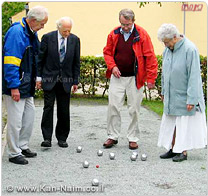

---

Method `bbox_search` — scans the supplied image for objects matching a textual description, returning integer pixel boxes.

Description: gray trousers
[4,95,35,158]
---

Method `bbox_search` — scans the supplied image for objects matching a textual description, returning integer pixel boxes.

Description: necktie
[59,37,65,63]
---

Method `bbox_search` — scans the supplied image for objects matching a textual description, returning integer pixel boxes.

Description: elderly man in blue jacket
[3,6,48,165]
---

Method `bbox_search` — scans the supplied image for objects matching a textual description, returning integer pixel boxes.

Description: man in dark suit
[36,17,80,148]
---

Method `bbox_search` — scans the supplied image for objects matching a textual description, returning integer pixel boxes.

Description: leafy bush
[34,55,207,105]
[200,55,207,103]
[143,55,162,100]
[79,56,108,97]
[34,89,44,98]
[144,55,207,103]
[2,2,27,44]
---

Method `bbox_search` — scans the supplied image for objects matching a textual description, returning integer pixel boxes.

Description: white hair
[56,17,73,29]
[27,6,48,21]
[157,23,180,41]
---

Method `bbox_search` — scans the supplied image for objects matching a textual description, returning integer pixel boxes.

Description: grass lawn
[141,99,163,117]
[38,94,206,118]
[70,94,164,117]
[34,91,207,119]
[71,94,108,105]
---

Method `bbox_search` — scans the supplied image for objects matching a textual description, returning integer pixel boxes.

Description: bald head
[56,17,73,38]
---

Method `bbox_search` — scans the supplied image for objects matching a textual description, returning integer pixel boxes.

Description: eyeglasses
[163,38,173,45]
[120,23,133,27]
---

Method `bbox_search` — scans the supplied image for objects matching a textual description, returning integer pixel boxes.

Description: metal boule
[109,152,115,160]
[130,154,137,161]
[97,150,103,156]
[132,151,138,157]
[83,161,89,168]
[76,146,82,153]
[92,178,99,186]
[141,153,147,161]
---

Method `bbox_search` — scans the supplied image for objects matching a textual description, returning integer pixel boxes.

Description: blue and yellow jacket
[3,17,39,98]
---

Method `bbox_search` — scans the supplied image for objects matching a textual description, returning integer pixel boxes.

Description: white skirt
[157,111,207,153]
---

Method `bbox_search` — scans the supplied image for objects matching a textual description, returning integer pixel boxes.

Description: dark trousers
[41,82,71,142]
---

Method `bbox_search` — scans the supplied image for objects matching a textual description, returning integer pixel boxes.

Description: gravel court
[1,101,207,196]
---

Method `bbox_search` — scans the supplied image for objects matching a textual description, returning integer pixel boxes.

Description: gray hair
[56,17,73,29]
[157,23,180,41]
[27,6,48,21]
[119,8,135,21]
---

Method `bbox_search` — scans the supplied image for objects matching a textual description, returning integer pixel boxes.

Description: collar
[58,31,65,40]
[26,20,35,34]
[21,18,31,36]
[173,35,185,51]
[21,17,36,36]
[114,24,140,43]
[29,26,34,34]
[120,23,135,35]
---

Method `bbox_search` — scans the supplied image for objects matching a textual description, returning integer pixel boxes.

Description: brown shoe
[103,139,118,148]
[129,142,138,150]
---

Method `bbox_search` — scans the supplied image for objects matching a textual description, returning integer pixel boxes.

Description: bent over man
[37,17,80,148]
[3,6,48,164]
[103,8,158,149]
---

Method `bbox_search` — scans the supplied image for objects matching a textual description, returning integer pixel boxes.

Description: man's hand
[11,89,20,102]
[36,81,42,89]
[72,85,78,93]
[147,83,155,89]
[112,66,121,78]
[187,104,194,111]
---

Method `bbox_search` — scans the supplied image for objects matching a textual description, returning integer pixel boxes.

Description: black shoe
[58,140,68,148]
[41,140,52,147]
[22,149,37,158]
[160,149,177,159]
[172,153,187,162]
[9,155,28,165]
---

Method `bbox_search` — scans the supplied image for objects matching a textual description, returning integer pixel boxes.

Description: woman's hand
[187,104,194,111]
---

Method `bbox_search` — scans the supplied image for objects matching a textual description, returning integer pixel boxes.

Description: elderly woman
[157,24,207,162]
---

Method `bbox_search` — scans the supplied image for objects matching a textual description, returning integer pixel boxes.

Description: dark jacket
[37,30,80,93]
[3,17,39,98]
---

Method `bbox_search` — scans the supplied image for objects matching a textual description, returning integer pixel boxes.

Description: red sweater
[114,33,135,76]
[103,24,158,89]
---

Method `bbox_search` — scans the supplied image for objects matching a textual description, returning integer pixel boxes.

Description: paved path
[1,101,207,196]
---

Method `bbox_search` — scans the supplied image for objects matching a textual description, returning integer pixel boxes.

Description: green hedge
[2,2,26,44]
[79,56,108,97]
[35,55,207,104]
[200,55,207,104]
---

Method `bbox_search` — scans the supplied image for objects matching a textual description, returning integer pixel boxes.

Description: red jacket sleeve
[103,32,117,71]
[141,31,158,84]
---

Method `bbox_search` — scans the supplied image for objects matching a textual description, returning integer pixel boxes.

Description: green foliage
[138,2,162,8]
[200,55,207,104]
[143,55,207,104]
[70,93,108,105]
[143,55,162,101]
[35,89,44,98]
[35,55,207,106]
[2,2,27,43]
[142,99,164,117]
[79,56,108,97]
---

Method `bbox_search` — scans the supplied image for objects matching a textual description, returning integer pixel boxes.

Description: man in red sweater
[103,8,158,149]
